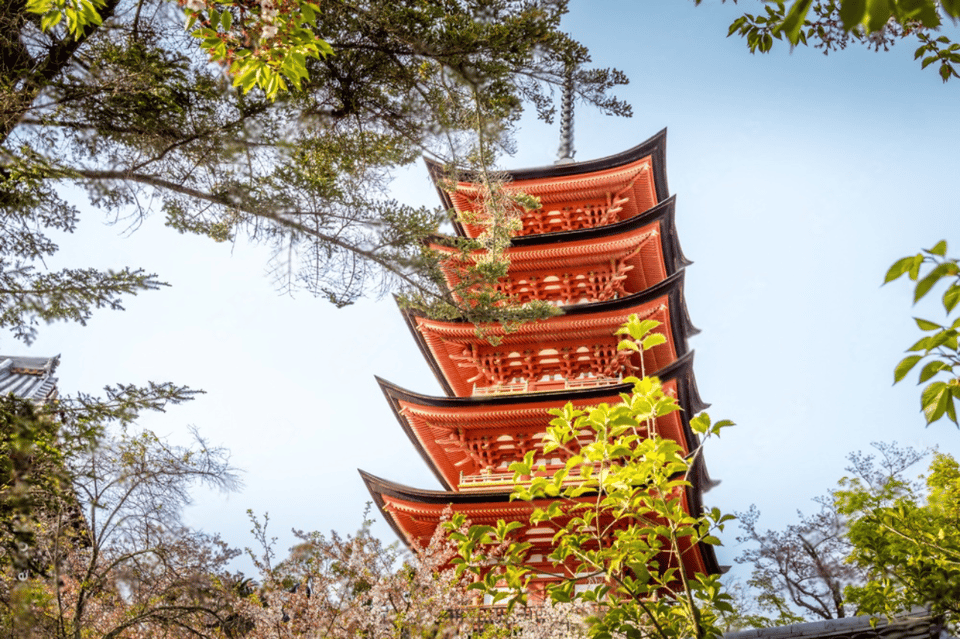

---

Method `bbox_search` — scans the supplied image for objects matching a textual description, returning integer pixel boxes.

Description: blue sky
[25,0,960,579]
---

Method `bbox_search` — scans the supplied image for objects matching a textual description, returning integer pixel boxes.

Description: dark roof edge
[375,376,456,491]
[359,469,415,546]
[425,128,666,187]
[398,270,696,397]
[722,610,941,639]
[402,267,687,321]
[377,350,699,410]
[396,296,457,397]
[427,195,691,273]
[360,465,719,575]
[376,351,711,491]
[360,469,512,506]
[425,129,670,237]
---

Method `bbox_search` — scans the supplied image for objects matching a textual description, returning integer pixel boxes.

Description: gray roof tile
[0,354,60,401]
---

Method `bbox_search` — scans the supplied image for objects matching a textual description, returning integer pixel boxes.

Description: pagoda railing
[472,380,528,396]
[457,471,516,491]
[458,468,588,492]
[472,374,622,397]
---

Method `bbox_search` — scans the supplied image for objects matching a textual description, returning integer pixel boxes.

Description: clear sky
[21,0,960,579]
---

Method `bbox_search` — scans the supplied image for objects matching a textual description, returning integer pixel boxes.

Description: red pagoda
[361,125,719,595]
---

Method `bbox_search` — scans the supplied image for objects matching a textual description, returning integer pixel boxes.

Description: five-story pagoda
[361,124,719,595]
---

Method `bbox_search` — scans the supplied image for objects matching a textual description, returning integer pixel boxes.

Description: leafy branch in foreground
[447,315,735,639]
[837,450,960,631]
[886,240,960,425]
[709,0,960,82]
[731,442,928,627]
[0,266,164,345]
[24,0,333,99]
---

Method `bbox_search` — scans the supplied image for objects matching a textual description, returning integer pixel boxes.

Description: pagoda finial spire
[555,70,575,165]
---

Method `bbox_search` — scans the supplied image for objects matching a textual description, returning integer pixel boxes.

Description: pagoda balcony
[457,470,517,491]
[457,466,587,492]
[471,373,623,397]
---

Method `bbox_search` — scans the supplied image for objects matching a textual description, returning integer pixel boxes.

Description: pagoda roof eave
[359,462,720,575]
[428,195,691,272]
[377,349,703,410]
[400,270,698,398]
[376,350,709,492]
[425,130,669,238]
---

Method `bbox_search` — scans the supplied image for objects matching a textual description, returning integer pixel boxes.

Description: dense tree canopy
[1,0,629,339]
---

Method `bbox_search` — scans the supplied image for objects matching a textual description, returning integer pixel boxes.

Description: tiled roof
[0,355,60,401]
[724,611,944,639]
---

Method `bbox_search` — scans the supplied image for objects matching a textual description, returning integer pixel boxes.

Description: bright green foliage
[709,1,960,82]
[836,452,960,630]
[24,0,332,99]
[447,316,736,639]
[185,0,333,99]
[25,0,106,37]
[885,241,960,426]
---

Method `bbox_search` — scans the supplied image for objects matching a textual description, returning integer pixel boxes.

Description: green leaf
[641,333,667,351]
[943,0,960,18]
[928,240,948,256]
[40,9,62,30]
[944,285,960,313]
[921,381,951,423]
[221,9,231,30]
[947,394,958,424]
[617,339,640,353]
[915,263,950,303]
[767,0,813,44]
[919,359,951,383]
[777,0,814,44]
[865,0,891,32]
[839,0,867,28]
[24,0,51,13]
[884,255,920,284]
[915,317,943,331]
[899,0,942,27]
[895,354,924,383]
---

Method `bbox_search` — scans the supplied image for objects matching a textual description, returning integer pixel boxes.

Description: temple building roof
[723,610,943,639]
[426,129,669,239]
[403,271,697,397]
[430,197,690,306]
[377,352,707,491]
[0,355,60,401]
[360,464,719,577]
